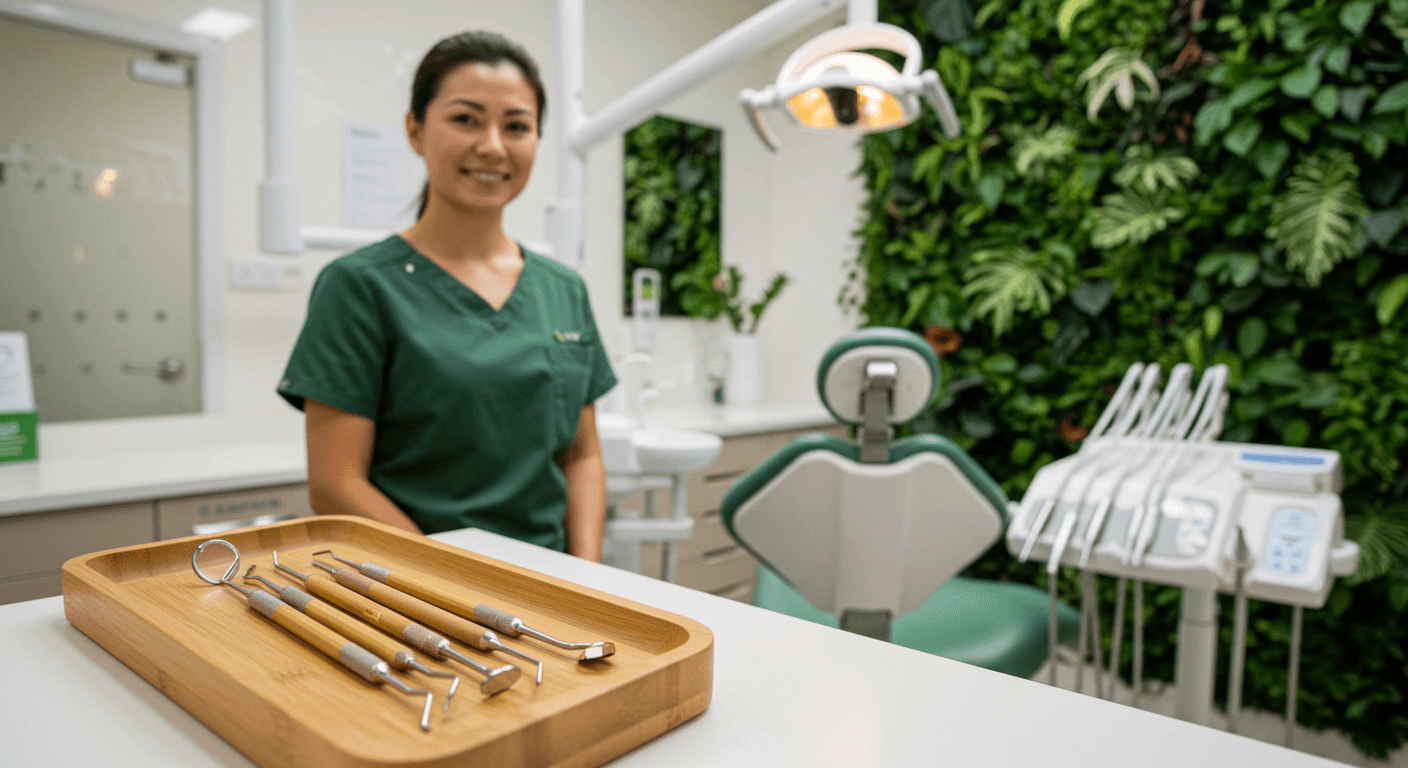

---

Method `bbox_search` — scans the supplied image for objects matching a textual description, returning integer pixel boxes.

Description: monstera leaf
[1010,123,1079,180]
[1267,148,1369,286]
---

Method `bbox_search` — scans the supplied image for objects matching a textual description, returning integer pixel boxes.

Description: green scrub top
[277,235,617,550]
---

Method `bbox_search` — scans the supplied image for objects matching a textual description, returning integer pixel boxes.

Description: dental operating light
[740,23,961,150]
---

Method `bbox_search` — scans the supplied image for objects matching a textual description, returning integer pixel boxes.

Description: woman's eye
[508,122,532,134]
[451,114,475,125]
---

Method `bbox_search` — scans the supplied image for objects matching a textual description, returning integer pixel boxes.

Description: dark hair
[410,31,547,219]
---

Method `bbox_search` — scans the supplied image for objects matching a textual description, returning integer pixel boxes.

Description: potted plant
[677,265,788,404]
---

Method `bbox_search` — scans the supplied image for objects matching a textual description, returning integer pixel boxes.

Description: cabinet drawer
[675,545,758,596]
[156,485,313,540]
[0,502,154,580]
[677,511,742,561]
[0,571,63,605]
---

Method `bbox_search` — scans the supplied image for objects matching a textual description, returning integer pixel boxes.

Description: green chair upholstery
[720,328,1078,676]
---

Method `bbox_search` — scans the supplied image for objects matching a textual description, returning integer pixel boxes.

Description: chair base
[753,565,1080,679]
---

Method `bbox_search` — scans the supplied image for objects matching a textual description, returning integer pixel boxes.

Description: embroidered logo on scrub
[553,330,583,342]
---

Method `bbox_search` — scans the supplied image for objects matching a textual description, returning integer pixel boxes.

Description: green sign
[0,411,38,463]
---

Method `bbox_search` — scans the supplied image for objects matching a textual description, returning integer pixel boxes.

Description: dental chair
[721,328,1077,677]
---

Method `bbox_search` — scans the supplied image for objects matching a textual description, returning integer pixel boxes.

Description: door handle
[121,357,185,383]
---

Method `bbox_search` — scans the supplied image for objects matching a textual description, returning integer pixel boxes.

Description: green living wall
[852,0,1408,757]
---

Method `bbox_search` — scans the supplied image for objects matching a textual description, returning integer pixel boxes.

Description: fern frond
[1114,145,1199,193]
[1090,190,1185,249]
[961,247,1071,336]
[1267,148,1368,286]
[1345,502,1408,585]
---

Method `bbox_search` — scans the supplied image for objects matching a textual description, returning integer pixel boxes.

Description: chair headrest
[816,328,939,425]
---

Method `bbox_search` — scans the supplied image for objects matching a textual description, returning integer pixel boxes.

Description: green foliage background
[622,115,722,316]
[853,0,1408,756]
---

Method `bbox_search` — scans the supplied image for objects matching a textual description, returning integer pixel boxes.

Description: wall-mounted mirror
[0,4,222,422]
[622,114,722,317]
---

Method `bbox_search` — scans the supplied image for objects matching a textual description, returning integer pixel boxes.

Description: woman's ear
[405,112,424,157]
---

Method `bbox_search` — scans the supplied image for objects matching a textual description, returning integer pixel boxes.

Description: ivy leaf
[1227,78,1279,111]
[1267,148,1370,286]
[1341,86,1373,121]
[1204,305,1224,338]
[1071,279,1114,316]
[1251,138,1292,178]
[1194,98,1233,145]
[1325,45,1352,76]
[1378,274,1408,324]
[1339,0,1377,35]
[1312,85,1340,119]
[1090,190,1187,249]
[1280,111,1320,142]
[977,171,1006,209]
[1238,317,1269,358]
[923,0,978,43]
[1280,63,1323,99]
[1371,80,1408,115]
[1223,117,1263,157]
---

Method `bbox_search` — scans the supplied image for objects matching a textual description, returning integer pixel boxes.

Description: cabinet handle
[190,512,297,536]
[121,357,185,383]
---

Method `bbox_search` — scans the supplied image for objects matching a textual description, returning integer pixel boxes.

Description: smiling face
[407,60,539,217]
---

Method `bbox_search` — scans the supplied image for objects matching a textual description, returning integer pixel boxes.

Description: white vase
[728,333,761,405]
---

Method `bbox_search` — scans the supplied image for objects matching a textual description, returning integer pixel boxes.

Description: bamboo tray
[61,515,713,768]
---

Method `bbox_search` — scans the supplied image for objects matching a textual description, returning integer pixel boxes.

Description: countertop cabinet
[0,484,313,605]
[638,425,848,602]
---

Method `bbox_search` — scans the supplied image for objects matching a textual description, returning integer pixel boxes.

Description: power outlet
[229,260,286,290]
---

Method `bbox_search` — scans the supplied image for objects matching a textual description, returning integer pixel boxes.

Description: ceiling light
[740,23,961,150]
[181,8,255,41]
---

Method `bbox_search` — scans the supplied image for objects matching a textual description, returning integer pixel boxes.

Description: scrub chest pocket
[548,335,596,449]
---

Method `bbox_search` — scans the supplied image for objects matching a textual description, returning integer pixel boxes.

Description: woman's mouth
[465,170,507,183]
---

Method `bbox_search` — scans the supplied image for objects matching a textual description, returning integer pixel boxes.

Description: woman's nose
[473,126,508,158]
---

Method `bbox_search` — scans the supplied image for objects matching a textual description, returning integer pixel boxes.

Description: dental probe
[241,565,461,708]
[317,549,617,661]
[189,540,433,731]
[272,552,544,686]
[305,558,530,687]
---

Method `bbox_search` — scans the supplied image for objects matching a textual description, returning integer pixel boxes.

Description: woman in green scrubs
[278,32,616,560]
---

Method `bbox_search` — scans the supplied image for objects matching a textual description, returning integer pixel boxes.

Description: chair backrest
[721,328,1008,620]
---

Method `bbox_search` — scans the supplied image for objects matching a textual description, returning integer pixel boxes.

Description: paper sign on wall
[0,332,38,463]
[342,120,421,231]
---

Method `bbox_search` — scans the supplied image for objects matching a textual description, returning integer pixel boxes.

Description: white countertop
[0,402,835,517]
[0,526,1343,768]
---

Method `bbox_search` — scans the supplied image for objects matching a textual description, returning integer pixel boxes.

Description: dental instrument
[315,549,617,661]
[305,557,531,686]
[240,565,460,707]
[189,540,434,731]
[1018,363,1156,563]
[271,552,542,685]
[1225,528,1251,734]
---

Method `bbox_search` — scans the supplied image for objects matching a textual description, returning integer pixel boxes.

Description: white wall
[53,0,864,419]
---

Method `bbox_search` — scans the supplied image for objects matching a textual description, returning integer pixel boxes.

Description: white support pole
[259,0,302,254]
[546,0,588,269]
[847,0,878,24]
[566,0,845,155]
[1173,587,1219,725]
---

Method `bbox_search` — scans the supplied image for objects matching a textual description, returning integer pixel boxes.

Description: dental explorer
[317,549,617,661]
[272,551,540,687]
[190,540,434,731]
[240,564,461,708]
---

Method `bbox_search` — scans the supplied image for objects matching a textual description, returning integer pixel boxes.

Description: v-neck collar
[396,234,529,316]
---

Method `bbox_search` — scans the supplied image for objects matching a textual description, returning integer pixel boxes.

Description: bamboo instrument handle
[305,573,414,636]
[302,599,407,667]
[266,602,354,660]
[386,571,481,619]
[332,569,488,648]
